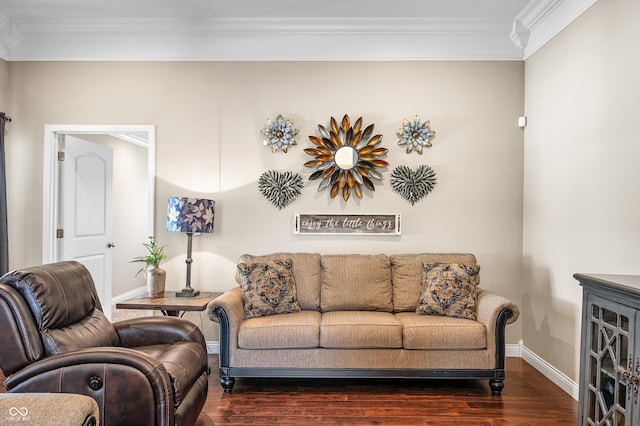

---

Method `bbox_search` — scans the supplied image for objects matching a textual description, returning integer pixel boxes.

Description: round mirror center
[334,146,358,170]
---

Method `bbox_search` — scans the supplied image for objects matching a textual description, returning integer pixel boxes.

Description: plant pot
[147,267,166,298]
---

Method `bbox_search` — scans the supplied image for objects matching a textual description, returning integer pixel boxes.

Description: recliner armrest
[5,347,166,388]
[114,316,206,347]
[4,347,176,425]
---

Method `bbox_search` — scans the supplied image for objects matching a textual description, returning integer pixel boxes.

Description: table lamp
[167,196,215,297]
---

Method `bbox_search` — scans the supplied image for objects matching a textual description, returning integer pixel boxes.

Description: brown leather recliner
[0,261,209,426]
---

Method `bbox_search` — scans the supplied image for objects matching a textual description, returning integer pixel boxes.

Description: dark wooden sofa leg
[489,379,504,396]
[220,376,235,393]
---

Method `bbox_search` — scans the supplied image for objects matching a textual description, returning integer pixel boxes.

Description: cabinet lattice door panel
[584,295,634,425]
[576,273,640,426]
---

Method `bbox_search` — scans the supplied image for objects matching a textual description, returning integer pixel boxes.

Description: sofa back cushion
[320,254,393,312]
[390,253,478,312]
[237,253,322,310]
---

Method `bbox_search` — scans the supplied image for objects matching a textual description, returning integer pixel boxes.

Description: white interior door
[59,135,114,310]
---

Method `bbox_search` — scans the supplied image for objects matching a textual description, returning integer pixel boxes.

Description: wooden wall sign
[294,213,401,235]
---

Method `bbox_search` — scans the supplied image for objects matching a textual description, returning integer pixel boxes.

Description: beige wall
[523,0,640,382]
[7,61,524,343]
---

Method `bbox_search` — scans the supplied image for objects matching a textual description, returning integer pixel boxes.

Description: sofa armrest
[206,287,243,368]
[475,289,519,369]
[476,289,519,327]
[114,316,206,348]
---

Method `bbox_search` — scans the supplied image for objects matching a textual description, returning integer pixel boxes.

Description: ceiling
[0,0,597,61]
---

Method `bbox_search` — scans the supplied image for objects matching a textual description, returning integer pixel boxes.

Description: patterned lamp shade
[167,197,215,233]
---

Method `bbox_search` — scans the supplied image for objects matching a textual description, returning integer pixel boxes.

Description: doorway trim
[42,124,155,297]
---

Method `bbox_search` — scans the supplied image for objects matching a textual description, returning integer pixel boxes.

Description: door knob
[107,242,116,248]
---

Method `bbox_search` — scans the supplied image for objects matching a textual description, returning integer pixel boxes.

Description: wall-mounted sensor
[518,116,527,128]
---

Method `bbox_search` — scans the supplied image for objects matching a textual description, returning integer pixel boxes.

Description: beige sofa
[207,253,519,395]
[0,393,99,425]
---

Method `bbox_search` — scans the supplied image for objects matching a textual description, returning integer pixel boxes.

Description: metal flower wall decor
[258,170,304,209]
[304,115,388,201]
[396,115,436,154]
[261,114,299,153]
[390,164,437,205]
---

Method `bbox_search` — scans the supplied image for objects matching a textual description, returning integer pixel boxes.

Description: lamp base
[175,287,200,298]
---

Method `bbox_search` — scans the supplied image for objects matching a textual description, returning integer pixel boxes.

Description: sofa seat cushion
[395,312,486,350]
[320,254,393,312]
[130,343,172,360]
[238,310,321,349]
[320,311,402,349]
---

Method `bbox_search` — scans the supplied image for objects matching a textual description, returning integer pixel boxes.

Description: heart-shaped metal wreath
[258,170,304,209]
[390,164,437,205]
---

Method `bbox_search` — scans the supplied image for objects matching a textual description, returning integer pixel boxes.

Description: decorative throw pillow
[416,262,481,320]
[238,259,302,319]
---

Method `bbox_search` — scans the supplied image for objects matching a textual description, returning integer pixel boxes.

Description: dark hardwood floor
[1,356,578,425]
[197,356,578,425]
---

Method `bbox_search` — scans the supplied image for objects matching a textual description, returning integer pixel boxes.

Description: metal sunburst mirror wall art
[390,164,437,205]
[258,170,304,209]
[396,115,436,154]
[261,114,299,153]
[304,114,388,201]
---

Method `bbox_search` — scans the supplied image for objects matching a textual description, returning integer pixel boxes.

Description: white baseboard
[521,345,579,400]
[111,285,147,303]
[506,343,521,358]
[206,341,220,354]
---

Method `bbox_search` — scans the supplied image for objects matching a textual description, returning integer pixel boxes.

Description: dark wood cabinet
[575,273,640,426]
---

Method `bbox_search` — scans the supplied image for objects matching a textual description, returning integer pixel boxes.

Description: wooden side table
[116,291,221,317]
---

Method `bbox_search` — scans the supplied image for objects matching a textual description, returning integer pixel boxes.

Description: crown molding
[3,17,523,61]
[0,1,600,62]
[0,14,22,59]
[15,17,510,36]
[511,0,599,59]
[511,0,564,49]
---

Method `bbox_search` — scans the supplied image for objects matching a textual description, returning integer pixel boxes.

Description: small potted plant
[131,236,167,298]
